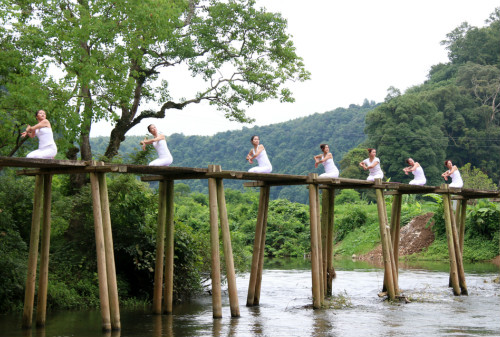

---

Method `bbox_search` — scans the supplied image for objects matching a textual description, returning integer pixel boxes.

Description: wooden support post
[153,181,167,314]
[163,180,175,314]
[254,185,270,306]
[36,175,52,327]
[441,187,461,296]
[315,186,324,303]
[321,190,329,296]
[98,173,121,330]
[459,199,467,254]
[247,187,266,306]
[22,175,44,329]
[326,188,335,296]
[308,174,321,308]
[216,176,240,317]
[447,195,468,295]
[208,166,222,318]
[375,185,396,300]
[389,194,402,283]
[90,173,111,331]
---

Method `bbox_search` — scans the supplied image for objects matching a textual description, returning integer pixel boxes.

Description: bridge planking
[3,157,497,199]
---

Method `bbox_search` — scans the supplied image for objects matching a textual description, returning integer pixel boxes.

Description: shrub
[335,189,361,205]
[335,206,367,242]
[466,201,499,240]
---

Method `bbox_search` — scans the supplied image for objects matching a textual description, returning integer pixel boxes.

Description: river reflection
[1,259,499,337]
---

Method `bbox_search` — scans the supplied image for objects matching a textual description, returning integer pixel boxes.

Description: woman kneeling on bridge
[314,144,339,178]
[140,124,173,166]
[442,160,463,188]
[403,158,426,185]
[22,109,58,159]
[246,135,272,173]
[359,148,383,181]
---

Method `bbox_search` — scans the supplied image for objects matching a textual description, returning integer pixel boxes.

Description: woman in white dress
[246,135,272,173]
[314,144,339,178]
[140,124,173,166]
[403,158,426,185]
[22,110,57,159]
[359,148,383,181]
[441,160,463,188]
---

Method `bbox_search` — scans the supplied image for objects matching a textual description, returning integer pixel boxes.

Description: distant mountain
[91,102,377,202]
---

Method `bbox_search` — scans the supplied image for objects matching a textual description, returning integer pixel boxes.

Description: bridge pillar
[36,174,53,327]
[442,185,468,295]
[22,175,44,329]
[247,185,270,306]
[375,179,397,300]
[153,181,167,314]
[308,174,322,308]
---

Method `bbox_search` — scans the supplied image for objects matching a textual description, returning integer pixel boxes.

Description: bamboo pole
[326,187,335,296]
[441,187,461,296]
[208,166,222,318]
[321,189,329,296]
[315,184,324,303]
[36,175,53,327]
[246,187,266,307]
[447,195,468,295]
[216,177,240,317]
[152,181,166,314]
[375,187,396,300]
[389,194,402,283]
[308,175,321,309]
[164,180,175,314]
[90,173,111,331]
[22,174,44,329]
[383,190,398,294]
[459,199,467,253]
[254,185,270,306]
[98,173,121,330]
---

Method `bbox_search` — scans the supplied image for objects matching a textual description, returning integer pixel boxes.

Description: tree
[459,163,497,190]
[3,0,309,161]
[363,93,447,186]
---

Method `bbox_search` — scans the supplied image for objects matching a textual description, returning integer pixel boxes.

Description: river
[1,259,499,337]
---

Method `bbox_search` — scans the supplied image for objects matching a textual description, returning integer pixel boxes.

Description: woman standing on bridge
[359,148,383,181]
[441,160,463,188]
[22,109,58,159]
[246,135,272,173]
[314,144,339,178]
[403,158,426,185]
[140,124,173,166]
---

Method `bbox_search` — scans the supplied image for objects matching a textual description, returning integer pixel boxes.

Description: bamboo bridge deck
[1,157,498,331]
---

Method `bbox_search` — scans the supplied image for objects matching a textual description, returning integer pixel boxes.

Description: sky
[90,0,499,138]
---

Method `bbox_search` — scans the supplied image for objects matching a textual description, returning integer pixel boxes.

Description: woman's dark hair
[147,124,154,133]
[36,110,44,117]
[250,135,258,142]
[367,148,375,154]
[320,144,328,151]
[444,159,452,167]
[406,158,413,165]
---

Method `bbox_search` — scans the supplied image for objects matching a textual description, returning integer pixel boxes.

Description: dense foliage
[0,0,309,161]
[360,9,500,186]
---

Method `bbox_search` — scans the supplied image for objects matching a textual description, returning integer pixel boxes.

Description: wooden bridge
[1,157,498,331]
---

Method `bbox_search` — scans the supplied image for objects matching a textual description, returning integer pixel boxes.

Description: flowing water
[1,259,499,337]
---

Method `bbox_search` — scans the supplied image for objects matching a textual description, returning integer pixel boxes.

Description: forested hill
[91,102,376,202]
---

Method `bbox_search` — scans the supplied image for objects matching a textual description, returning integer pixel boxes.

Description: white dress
[448,168,463,188]
[26,127,57,159]
[409,165,426,186]
[248,146,272,173]
[319,155,339,178]
[363,157,383,181]
[149,139,173,166]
